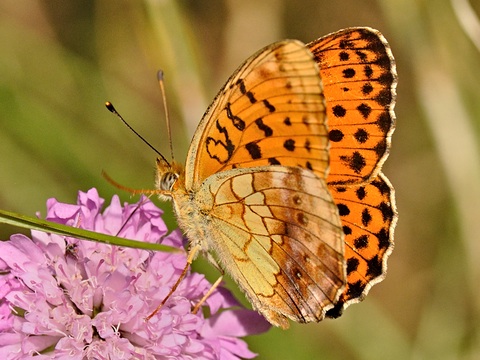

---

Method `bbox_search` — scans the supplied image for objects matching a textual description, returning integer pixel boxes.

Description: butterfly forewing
[307,27,397,185]
[185,40,329,190]
[194,166,344,328]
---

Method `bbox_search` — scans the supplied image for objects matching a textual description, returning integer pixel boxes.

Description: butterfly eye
[159,172,179,191]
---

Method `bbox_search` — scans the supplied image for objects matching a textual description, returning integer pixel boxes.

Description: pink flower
[0,189,270,359]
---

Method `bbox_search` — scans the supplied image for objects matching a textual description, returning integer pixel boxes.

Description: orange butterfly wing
[308,28,397,315]
[180,40,345,328]
[185,40,329,188]
[308,27,396,185]
[326,172,396,317]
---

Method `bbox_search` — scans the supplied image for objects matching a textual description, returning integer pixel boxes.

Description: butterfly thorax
[154,158,208,250]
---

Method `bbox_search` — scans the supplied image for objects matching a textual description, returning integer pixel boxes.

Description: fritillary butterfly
[133,27,395,329]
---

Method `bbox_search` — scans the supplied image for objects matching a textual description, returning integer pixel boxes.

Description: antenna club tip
[157,70,164,81]
[105,101,116,113]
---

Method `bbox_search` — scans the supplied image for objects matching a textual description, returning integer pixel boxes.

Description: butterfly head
[155,158,185,198]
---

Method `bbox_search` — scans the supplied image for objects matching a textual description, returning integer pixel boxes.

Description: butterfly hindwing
[194,165,345,328]
[325,172,396,318]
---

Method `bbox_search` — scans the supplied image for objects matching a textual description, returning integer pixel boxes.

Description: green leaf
[0,209,179,253]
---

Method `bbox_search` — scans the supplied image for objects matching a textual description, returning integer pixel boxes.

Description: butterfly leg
[192,275,224,314]
[145,244,201,321]
[192,251,225,313]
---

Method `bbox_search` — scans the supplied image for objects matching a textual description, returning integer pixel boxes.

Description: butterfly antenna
[157,70,175,162]
[105,102,170,166]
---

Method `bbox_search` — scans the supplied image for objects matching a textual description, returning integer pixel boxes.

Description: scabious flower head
[0,189,270,359]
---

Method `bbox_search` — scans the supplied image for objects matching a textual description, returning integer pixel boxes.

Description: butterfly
[112,27,397,329]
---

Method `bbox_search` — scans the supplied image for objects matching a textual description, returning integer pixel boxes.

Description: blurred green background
[1,0,480,359]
